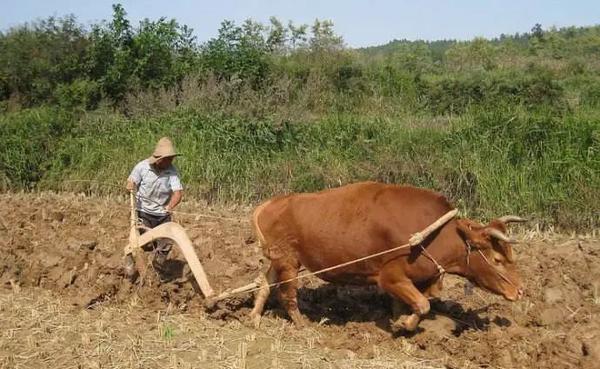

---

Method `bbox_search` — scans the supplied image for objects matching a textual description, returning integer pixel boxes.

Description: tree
[0,15,89,106]
[134,17,198,89]
[199,20,270,84]
[86,4,135,103]
[86,3,198,104]
[531,23,544,41]
[266,17,287,53]
[288,21,308,50]
[445,38,497,71]
[309,19,344,53]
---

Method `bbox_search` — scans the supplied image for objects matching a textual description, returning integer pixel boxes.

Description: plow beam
[124,222,214,298]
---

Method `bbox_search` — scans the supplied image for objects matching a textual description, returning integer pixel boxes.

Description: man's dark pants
[137,211,172,260]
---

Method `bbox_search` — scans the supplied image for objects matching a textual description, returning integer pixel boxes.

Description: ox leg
[274,260,307,328]
[424,276,443,298]
[390,277,443,331]
[380,268,430,332]
[249,266,277,328]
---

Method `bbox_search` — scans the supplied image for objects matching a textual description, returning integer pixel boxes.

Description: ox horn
[486,228,517,243]
[498,215,527,224]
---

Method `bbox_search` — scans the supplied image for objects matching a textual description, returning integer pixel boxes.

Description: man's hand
[165,190,183,213]
[126,179,136,192]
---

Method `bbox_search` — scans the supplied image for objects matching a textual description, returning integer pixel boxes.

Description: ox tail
[251,200,271,248]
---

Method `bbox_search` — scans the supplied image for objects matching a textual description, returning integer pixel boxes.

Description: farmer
[126,137,183,270]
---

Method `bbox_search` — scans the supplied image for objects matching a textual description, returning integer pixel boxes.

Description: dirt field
[0,192,599,369]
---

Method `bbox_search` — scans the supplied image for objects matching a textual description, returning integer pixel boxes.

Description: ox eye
[493,254,504,264]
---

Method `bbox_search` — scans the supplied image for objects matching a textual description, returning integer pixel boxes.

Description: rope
[464,239,519,289]
[475,249,519,288]
[169,209,241,221]
[214,240,416,300]
[419,245,446,275]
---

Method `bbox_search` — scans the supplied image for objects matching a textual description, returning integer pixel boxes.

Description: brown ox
[249,181,525,331]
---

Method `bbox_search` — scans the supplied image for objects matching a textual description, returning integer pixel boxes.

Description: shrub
[54,79,102,110]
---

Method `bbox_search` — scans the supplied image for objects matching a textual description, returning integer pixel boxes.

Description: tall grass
[1,105,597,229]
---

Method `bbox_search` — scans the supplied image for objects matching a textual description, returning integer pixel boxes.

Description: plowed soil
[1,192,599,369]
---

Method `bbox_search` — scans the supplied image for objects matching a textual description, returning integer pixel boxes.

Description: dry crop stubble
[0,192,598,368]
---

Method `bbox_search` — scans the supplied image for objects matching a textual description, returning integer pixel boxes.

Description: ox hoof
[124,265,139,282]
[125,264,136,276]
[290,315,308,329]
[203,298,219,311]
[248,312,262,329]
[391,314,420,333]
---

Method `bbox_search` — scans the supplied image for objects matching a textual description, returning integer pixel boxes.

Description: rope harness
[464,240,520,290]
[419,244,446,276]
[474,247,519,290]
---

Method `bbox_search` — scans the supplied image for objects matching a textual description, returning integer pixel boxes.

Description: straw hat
[148,137,180,164]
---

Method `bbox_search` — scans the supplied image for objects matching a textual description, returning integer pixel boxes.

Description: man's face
[155,156,174,169]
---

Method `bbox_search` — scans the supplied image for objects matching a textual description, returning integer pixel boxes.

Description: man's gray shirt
[128,159,183,215]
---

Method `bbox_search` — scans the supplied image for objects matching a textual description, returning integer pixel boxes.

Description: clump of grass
[161,323,176,341]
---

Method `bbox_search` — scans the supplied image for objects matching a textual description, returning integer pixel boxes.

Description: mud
[1,192,599,368]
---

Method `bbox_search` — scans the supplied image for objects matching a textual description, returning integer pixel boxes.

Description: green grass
[0,105,598,230]
[161,324,175,341]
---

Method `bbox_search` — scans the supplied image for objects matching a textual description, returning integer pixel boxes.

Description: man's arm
[165,190,183,212]
[166,171,183,212]
[127,161,143,191]
[126,178,137,191]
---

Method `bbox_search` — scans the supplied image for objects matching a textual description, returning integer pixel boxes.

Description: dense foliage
[1,6,598,229]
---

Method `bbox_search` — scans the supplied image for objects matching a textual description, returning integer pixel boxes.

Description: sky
[2,0,600,48]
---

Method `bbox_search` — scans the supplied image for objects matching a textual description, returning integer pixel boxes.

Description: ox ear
[497,241,515,263]
[456,219,491,250]
[485,226,516,263]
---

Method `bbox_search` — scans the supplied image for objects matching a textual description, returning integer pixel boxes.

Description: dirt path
[0,192,599,368]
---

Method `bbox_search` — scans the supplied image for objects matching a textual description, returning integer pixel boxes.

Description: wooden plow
[124,193,215,298]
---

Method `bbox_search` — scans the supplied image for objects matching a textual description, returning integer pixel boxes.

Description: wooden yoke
[124,192,214,298]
